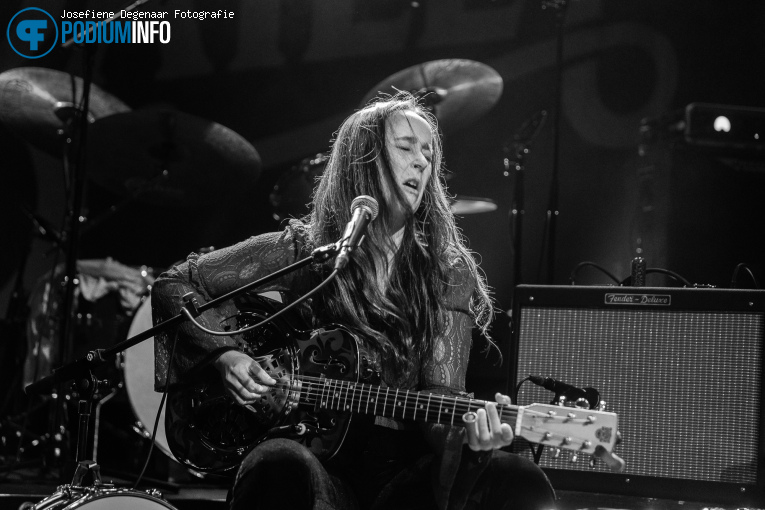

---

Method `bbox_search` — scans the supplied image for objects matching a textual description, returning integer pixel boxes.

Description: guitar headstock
[516,403,618,456]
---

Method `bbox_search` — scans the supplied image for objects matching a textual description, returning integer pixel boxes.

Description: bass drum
[31,486,176,509]
[25,259,155,387]
[122,296,177,465]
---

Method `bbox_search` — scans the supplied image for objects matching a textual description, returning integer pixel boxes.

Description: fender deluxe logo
[604,293,671,305]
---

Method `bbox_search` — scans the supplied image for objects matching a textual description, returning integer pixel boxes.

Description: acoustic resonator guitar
[164,294,619,473]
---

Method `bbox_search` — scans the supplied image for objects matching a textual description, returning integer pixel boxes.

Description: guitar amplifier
[509,285,765,504]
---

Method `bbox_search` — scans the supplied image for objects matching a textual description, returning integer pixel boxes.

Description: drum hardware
[0,58,126,478]
[503,109,548,291]
[536,0,570,285]
[19,348,179,508]
[1,64,260,480]
[359,59,504,134]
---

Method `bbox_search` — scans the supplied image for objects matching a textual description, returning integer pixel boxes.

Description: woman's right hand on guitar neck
[213,350,277,405]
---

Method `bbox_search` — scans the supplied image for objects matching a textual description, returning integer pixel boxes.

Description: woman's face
[381,110,434,232]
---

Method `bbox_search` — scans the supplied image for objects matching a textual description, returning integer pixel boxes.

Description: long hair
[307,92,493,366]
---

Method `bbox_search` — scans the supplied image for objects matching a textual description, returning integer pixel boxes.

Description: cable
[181,269,339,337]
[568,261,621,285]
[132,330,178,490]
[730,263,761,289]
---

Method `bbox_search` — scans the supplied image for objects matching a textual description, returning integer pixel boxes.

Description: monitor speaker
[510,284,765,504]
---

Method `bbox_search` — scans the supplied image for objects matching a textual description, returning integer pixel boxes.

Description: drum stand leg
[68,370,110,487]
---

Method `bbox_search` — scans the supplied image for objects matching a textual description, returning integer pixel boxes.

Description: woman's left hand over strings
[463,392,515,451]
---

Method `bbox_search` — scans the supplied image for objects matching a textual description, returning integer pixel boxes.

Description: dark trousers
[229,438,556,510]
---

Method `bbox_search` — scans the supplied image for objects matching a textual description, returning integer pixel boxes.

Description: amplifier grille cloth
[515,307,762,484]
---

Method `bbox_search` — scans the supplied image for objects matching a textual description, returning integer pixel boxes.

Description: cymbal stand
[538,0,569,283]
[49,42,98,481]
[51,0,152,478]
[503,110,548,296]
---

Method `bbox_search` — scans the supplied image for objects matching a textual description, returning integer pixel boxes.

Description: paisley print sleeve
[151,221,311,390]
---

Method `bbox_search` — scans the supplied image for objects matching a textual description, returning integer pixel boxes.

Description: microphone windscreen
[350,195,379,220]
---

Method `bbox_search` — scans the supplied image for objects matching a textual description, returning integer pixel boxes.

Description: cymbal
[0,67,130,156]
[450,195,497,215]
[86,110,261,207]
[360,59,503,133]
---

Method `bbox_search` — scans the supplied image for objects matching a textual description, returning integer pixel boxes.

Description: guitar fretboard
[295,377,519,426]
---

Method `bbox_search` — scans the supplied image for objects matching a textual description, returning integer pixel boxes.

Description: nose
[412,151,428,172]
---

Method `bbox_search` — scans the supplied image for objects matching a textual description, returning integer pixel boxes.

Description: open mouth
[402,179,419,193]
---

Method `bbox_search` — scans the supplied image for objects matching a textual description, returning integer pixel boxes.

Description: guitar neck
[295,376,619,456]
[301,376,518,427]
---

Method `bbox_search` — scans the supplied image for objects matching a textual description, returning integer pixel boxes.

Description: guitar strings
[257,374,525,424]
[236,376,599,450]
[262,375,589,426]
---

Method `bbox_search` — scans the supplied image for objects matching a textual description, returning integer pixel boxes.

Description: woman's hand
[213,350,276,405]
[464,392,514,451]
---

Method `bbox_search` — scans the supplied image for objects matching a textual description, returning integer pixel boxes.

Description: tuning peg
[550,448,561,459]
[589,456,597,468]
[570,452,579,463]
[598,400,607,411]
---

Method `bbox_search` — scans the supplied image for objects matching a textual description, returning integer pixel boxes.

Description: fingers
[494,393,515,444]
[249,360,277,386]
[214,351,277,405]
[464,399,515,451]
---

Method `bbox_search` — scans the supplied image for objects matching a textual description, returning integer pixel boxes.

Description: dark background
[2,0,765,396]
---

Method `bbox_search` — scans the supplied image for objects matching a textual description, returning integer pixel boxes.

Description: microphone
[528,375,600,409]
[333,195,379,270]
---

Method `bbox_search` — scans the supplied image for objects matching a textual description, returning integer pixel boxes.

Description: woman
[151,93,556,510]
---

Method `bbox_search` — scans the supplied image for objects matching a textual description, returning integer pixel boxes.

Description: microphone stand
[538,0,569,284]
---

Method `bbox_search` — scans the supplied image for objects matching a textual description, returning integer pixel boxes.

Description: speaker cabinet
[510,284,765,504]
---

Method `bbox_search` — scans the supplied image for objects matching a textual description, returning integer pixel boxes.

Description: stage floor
[0,481,754,510]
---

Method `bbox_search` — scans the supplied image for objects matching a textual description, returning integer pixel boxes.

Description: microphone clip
[311,243,340,263]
